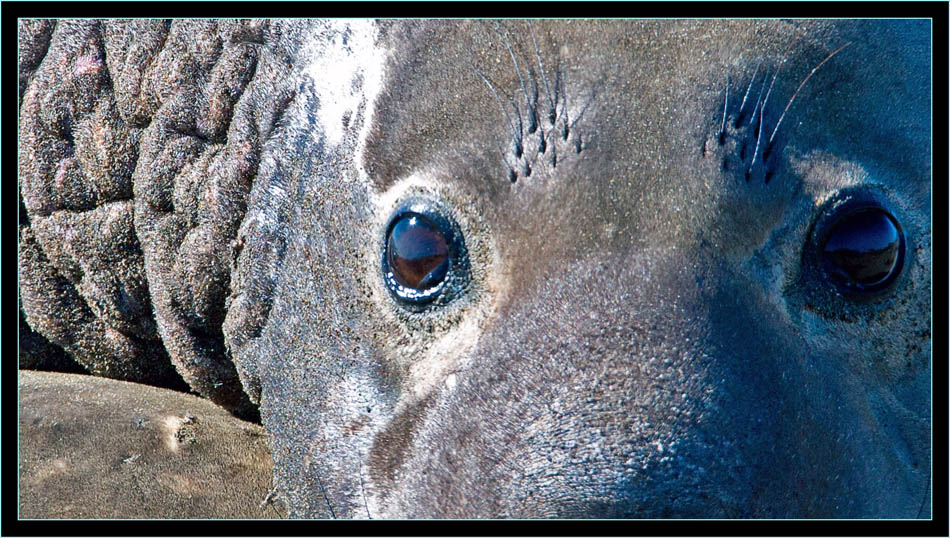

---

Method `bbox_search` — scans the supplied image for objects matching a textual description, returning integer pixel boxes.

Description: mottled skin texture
[19,20,930,518]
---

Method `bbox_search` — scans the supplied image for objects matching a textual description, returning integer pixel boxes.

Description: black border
[1,1,948,19]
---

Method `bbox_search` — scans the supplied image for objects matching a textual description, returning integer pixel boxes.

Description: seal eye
[382,199,470,308]
[387,214,449,290]
[820,208,904,293]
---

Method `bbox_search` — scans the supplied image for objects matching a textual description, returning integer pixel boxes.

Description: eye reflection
[387,213,450,291]
[820,208,903,292]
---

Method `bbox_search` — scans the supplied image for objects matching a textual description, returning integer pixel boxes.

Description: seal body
[19,20,931,518]
[18,371,284,518]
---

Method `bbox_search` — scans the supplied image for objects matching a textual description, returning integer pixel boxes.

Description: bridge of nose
[388,238,930,518]
[379,245,805,517]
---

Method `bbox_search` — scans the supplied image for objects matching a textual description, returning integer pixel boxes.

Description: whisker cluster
[473,22,583,184]
[713,35,853,184]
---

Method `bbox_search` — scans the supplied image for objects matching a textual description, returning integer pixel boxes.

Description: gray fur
[19,20,931,518]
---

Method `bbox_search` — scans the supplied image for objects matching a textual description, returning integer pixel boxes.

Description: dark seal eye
[387,214,449,290]
[819,207,904,293]
[382,198,470,308]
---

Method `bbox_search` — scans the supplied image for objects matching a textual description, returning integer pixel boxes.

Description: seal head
[224,20,931,518]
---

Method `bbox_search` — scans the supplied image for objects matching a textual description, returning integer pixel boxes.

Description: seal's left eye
[382,199,470,308]
[388,214,449,290]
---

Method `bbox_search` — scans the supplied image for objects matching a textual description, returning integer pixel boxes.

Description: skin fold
[18,19,931,518]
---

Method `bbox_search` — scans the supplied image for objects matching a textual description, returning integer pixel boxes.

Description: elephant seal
[18,371,285,518]
[18,20,931,518]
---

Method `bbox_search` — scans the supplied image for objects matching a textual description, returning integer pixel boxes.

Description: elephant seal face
[226,20,931,518]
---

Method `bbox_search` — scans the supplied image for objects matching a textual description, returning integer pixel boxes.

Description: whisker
[748,70,770,129]
[748,32,800,174]
[498,24,537,134]
[552,61,566,124]
[718,74,729,140]
[768,41,853,145]
[759,70,780,125]
[316,474,337,519]
[737,59,762,118]
[758,32,801,124]
[507,94,525,157]
[494,136,518,182]
[569,93,593,129]
[357,459,371,519]
[747,99,764,181]
[472,65,517,143]
[528,22,556,124]
[556,67,568,135]
[472,64,521,178]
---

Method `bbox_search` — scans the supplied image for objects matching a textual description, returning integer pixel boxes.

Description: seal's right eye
[382,199,470,309]
[796,189,911,319]
[820,207,904,293]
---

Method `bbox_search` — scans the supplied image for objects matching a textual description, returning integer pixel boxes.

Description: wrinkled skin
[19,20,931,518]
